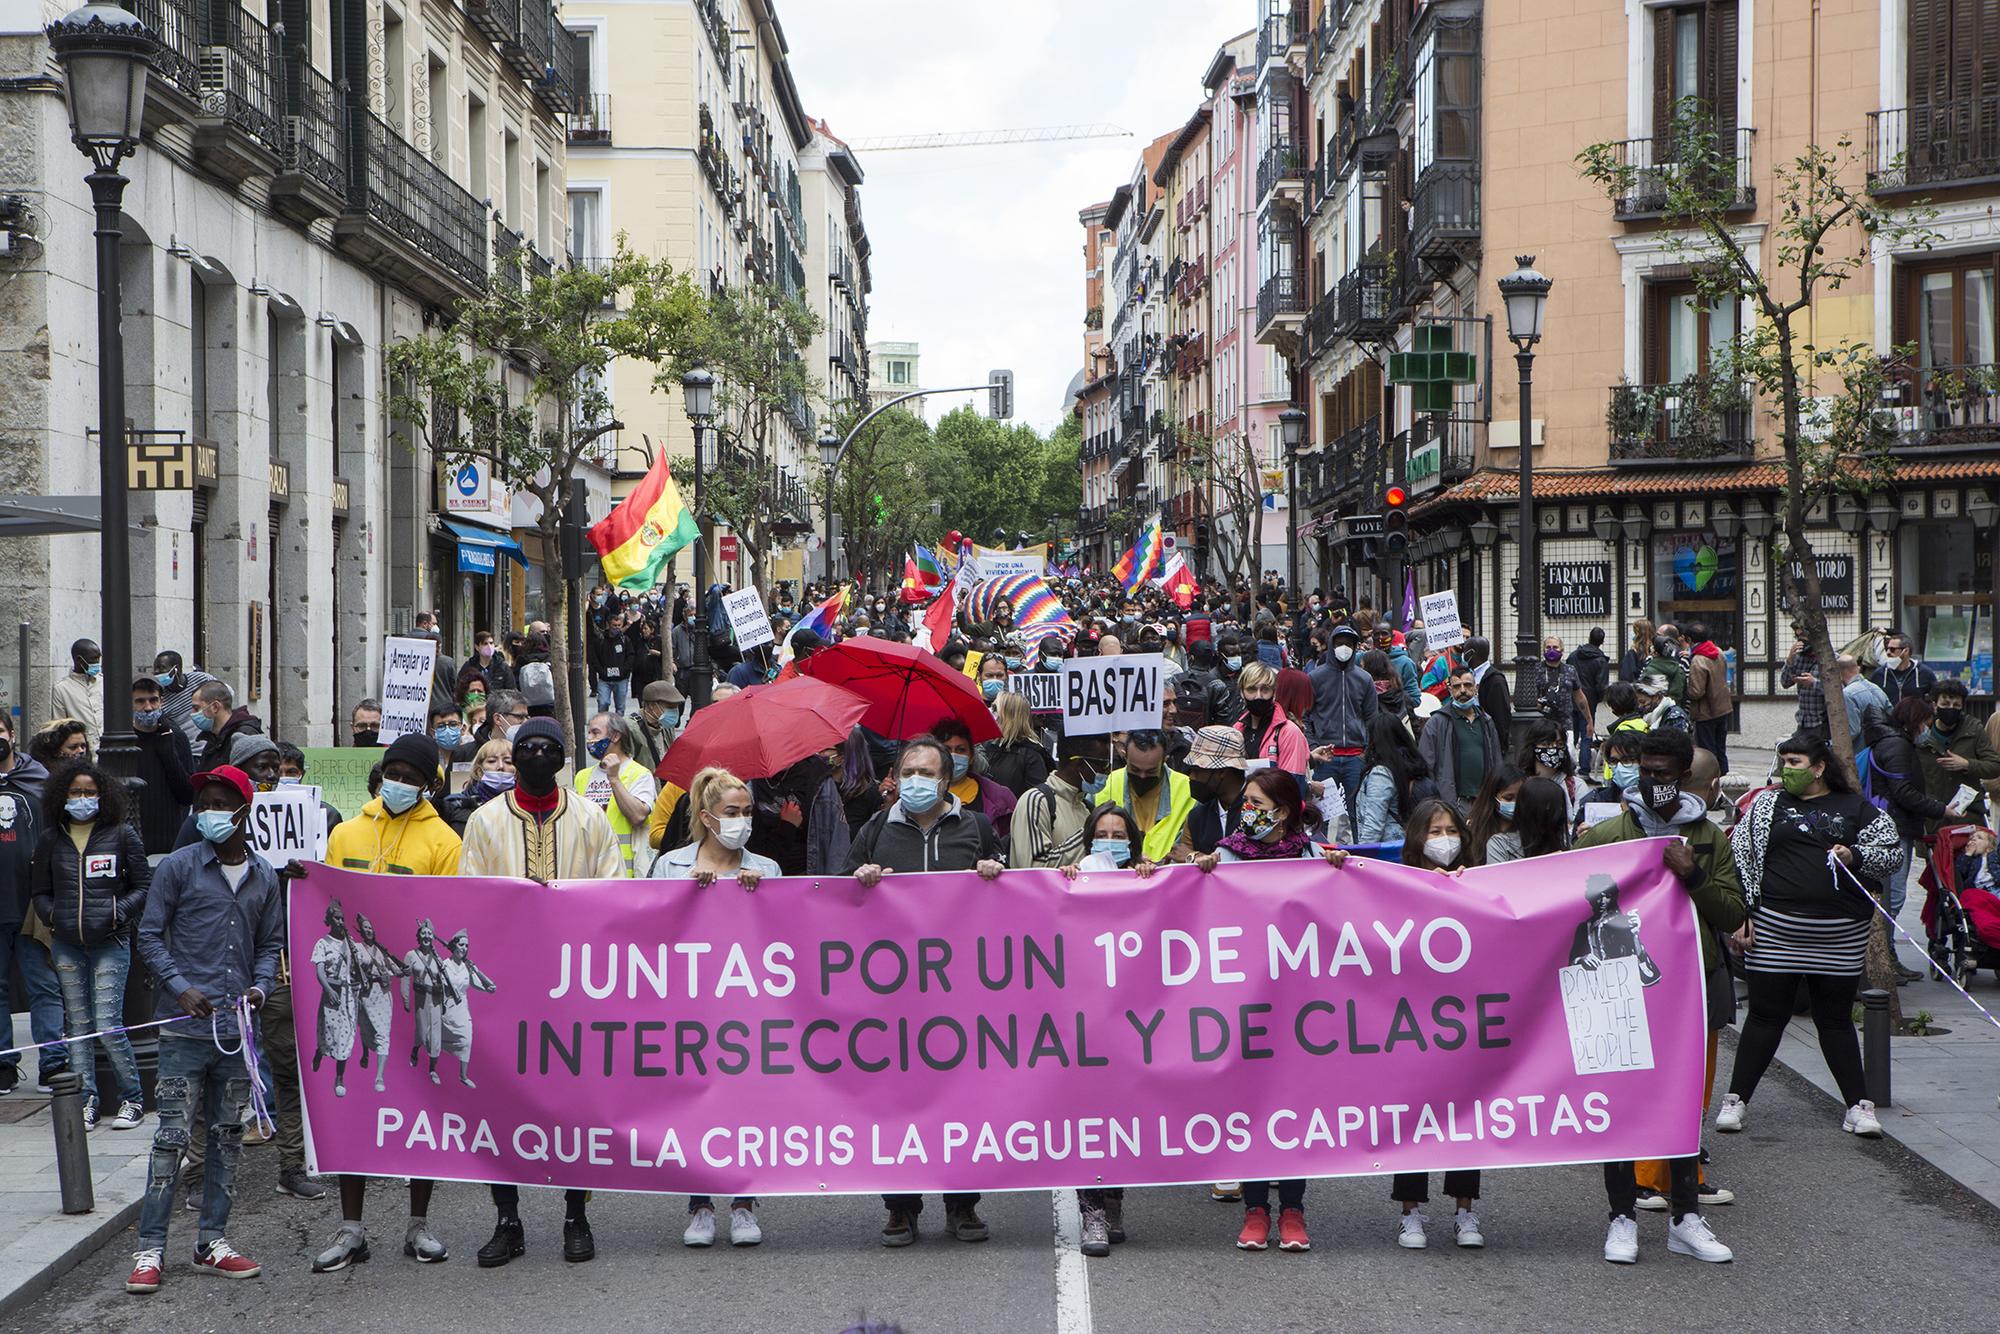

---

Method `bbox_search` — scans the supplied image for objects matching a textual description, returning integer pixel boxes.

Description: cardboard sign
[974,543,1048,580]
[722,586,773,650]
[1419,591,1464,649]
[249,785,327,868]
[1059,653,1165,736]
[378,636,438,743]
[1008,672,1063,715]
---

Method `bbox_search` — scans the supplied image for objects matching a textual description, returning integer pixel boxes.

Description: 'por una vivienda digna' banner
[288,841,1704,1195]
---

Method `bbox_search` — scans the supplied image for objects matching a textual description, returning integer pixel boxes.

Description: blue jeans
[49,937,136,1106]
[1889,841,1915,922]
[1572,708,1594,774]
[139,1035,249,1252]
[596,678,629,714]
[2,931,70,1074]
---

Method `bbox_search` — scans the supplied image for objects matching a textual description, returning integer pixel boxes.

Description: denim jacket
[138,840,285,1034]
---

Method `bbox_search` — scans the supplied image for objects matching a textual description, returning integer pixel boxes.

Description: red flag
[1162,551,1200,609]
[899,555,928,604]
[917,558,971,652]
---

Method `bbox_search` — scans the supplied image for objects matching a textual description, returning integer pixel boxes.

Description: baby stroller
[1918,823,2000,988]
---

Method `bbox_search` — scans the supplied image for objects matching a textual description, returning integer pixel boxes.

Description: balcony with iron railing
[271,52,346,224]
[468,0,522,49]
[1302,284,1341,361]
[493,226,526,291]
[189,3,284,182]
[1333,261,1392,342]
[1255,271,1307,340]
[569,93,610,145]
[335,106,489,304]
[1328,416,1385,502]
[1868,100,2000,192]
[1396,412,1481,491]
[1256,140,1303,202]
[1608,127,1756,219]
[1410,162,1480,260]
[1256,10,1293,69]
[121,0,203,127]
[534,11,574,117]
[1878,362,2000,452]
[696,0,730,60]
[1606,377,1755,464]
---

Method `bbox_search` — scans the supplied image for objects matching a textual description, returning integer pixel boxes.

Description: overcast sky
[780,0,1250,434]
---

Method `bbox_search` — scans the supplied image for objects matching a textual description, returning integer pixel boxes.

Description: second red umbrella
[656,675,870,790]
[800,635,1000,743]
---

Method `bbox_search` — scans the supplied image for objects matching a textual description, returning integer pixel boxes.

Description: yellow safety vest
[575,760,647,873]
[1098,767,1195,863]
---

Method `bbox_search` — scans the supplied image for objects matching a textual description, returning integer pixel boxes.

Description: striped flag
[781,586,847,663]
[587,448,698,589]
[1112,515,1165,592]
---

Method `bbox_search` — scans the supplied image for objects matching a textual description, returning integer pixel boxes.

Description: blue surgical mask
[1044,655,1065,669]
[1447,695,1475,712]
[981,679,1003,702]
[1497,799,1517,821]
[587,738,614,760]
[154,672,176,688]
[1611,763,1640,793]
[277,775,303,786]
[193,711,217,732]
[1005,657,1025,671]
[195,809,240,843]
[83,663,100,679]
[65,796,99,822]
[951,752,971,780]
[899,775,942,814]
[380,780,423,815]
[1225,656,1243,672]
[434,725,462,748]
[1090,838,1132,867]
[133,708,163,729]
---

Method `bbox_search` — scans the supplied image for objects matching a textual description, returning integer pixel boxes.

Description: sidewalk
[0,1047,155,1320]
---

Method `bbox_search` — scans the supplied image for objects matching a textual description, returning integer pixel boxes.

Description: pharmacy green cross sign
[1388,324,1477,496]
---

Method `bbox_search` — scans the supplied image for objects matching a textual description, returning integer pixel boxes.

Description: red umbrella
[656,675,870,790]
[800,635,1000,743]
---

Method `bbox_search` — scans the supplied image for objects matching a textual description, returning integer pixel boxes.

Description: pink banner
[288,841,1705,1195]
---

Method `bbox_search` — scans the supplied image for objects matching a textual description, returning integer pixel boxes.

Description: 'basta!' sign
[1059,653,1164,735]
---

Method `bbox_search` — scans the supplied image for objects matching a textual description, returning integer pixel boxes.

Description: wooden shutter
[1652,8,1674,142]
[1707,0,1738,148]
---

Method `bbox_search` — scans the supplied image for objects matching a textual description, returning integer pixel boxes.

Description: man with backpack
[1568,628,1612,773]
[1174,640,1241,728]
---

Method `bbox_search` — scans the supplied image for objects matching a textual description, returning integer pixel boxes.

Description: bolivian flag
[588,448,699,589]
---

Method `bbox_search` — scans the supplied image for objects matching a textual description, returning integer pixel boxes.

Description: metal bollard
[48,1070,95,1214]
[1861,988,1892,1109]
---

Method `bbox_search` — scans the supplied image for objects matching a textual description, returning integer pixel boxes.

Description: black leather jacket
[31,821,151,946]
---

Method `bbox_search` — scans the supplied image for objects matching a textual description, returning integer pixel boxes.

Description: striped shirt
[1743,905,1871,977]
[1009,776,1090,869]
[157,669,218,747]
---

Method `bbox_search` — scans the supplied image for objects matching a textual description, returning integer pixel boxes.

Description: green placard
[297,747,382,825]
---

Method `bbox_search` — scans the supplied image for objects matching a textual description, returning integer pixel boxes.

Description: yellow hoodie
[325,797,463,877]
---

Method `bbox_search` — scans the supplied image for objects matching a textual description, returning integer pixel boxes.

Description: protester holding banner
[1010,733,1106,869]
[1720,733,1900,1141]
[981,694,1053,797]
[576,713,658,876]
[1095,730,1194,864]
[129,765,282,1295]
[32,759,150,1131]
[313,731,461,1274]
[1402,798,1474,872]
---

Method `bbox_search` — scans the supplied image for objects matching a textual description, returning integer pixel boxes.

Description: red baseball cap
[190,764,253,805]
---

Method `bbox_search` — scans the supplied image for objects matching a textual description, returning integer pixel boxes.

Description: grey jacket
[1417,707,1504,815]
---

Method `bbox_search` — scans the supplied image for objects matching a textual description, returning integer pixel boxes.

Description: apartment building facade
[0,0,574,743]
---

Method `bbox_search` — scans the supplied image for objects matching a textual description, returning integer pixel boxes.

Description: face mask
[466,694,486,711]
[380,780,423,815]
[1535,747,1565,770]
[83,663,100,679]
[950,752,971,780]
[1081,773,1108,800]
[0,737,12,763]
[194,711,217,733]
[1333,646,1354,664]
[352,728,380,747]
[981,679,1003,702]
[1496,799,1516,821]
[134,708,162,729]
[593,593,607,608]
[1239,806,1279,840]
[1640,777,1680,812]
[1128,770,1161,796]
[1005,657,1025,671]
[1244,698,1275,721]
[66,796,99,822]
[154,671,176,688]
[474,771,516,795]
[435,725,462,748]
[1224,656,1243,672]
[1611,762,1640,792]
[587,738,614,760]
[479,645,495,659]
[1936,708,1964,733]
[278,775,303,786]
[1090,838,1133,867]
[1044,655,1065,669]
[1373,680,1392,695]
[516,750,565,793]
[1779,765,1817,797]
[1448,695,1475,712]
[899,775,942,814]
[710,814,753,851]
[195,808,240,843]
[1544,648,1562,663]
[1423,834,1462,867]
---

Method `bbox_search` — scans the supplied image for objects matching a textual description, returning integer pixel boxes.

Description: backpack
[1173,674,1215,728]
[519,659,555,705]
[1858,746,1897,815]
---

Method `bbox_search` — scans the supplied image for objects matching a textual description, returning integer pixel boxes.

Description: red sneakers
[125,1250,163,1294]
[1236,1206,1272,1250]
[1277,1207,1311,1252]
[193,1239,262,1279]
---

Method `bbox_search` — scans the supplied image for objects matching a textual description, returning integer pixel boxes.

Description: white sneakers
[1397,1211,1428,1249]
[1666,1214,1734,1262]
[1714,1093,1747,1132]
[109,1100,145,1131]
[1210,1182,1242,1202]
[1454,1209,1484,1248]
[682,1208,716,1247]
[730,1206,763,1247]
[1843,1100,1884,1137]
[1603,1216,1639,1264]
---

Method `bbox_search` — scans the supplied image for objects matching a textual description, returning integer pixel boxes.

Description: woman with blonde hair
[981,692,1052,795]
[1233,661,1310,787]
[442,737,515,834]
[650,765,776,1248]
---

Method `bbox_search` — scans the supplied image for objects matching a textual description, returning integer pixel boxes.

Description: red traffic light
[1384,486,1408,507]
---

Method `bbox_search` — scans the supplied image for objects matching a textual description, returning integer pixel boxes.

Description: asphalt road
[8,1042,1997,1334]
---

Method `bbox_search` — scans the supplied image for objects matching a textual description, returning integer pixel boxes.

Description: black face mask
[1128,770,1161,796]
[1936,708,1964,733]
[1187,773,1217,804]
[352,729,380,747]
[1243,698,1275,723]
[1639,777,1680,812]
[515,749,565,795]
[0,737,11,763]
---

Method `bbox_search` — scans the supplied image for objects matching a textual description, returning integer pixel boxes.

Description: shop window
[1903,517,1994,694]
[1652,531,1739,653]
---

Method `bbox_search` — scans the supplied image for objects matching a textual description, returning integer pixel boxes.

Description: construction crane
[847,124,1133,153]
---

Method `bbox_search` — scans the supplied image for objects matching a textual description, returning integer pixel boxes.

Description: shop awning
[441,518,527,575]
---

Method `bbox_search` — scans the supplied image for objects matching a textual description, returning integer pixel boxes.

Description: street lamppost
[1497,255,1551,742]
[1279,406,1307,600]
[47,2,155,784]
[681,367,715,711]
[816,430,840,582]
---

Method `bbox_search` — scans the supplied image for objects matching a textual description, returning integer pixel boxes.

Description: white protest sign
[1558,954,1655,1076]
[248,785,326,868]
[1418,591,1463,650]
[1059,653,1165,736]
[974,543,1047,581]
[722,586,774,650]
[1008,672,1063,715]
[378,636,438,742]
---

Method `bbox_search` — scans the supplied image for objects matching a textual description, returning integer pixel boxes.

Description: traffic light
[1382,485,1409,555]
[988,369,1014,420]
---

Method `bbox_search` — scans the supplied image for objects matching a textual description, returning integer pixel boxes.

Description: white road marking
[1051,1188,1094,1334]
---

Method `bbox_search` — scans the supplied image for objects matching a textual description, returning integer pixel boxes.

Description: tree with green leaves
[931,406,1079,549]
[387,245,707,746]
[666,284,823,597]
[823,405,945,582]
